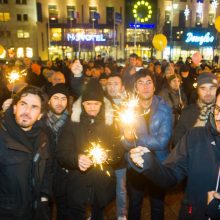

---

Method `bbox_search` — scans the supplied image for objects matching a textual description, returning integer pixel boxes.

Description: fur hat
[48,83,70,99]
[197,72,218,87]
[82,79,104,103]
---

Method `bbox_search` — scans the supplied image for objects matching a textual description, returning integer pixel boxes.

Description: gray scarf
[46,110,69,136]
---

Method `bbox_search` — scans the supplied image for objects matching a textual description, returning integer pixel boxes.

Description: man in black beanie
[42,83,71,220]
[56,79,124,220]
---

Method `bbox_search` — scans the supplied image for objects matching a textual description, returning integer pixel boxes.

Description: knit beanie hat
[167,74,182,84]
[82,79,104,103]
[197,72,218,87]
[48,83,70,99]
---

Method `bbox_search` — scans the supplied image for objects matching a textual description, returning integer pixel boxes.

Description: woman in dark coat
[56,79,123,220]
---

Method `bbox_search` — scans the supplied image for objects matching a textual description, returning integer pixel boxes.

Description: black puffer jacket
[0,108,52,220]
[56,97,124,208]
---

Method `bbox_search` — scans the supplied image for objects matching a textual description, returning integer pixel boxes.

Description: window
[16,0,27,4]
[195,12,202,26]
[48,5,58,22]
[17,14,22,21]
[106,7,114,25]
[165,11,171,24]
[179,10,185,27]
[23,14,28,21]
[17,30,30,38]
[89,6,97,23]
[209,13,214,26]
[0,0,8,4]
[0,12,10,21]
[67,5,76,21]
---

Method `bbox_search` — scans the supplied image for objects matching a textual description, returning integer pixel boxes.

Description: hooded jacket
[56,97,124,208]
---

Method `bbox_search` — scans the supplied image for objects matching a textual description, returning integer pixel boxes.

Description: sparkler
[114,94,150,148]
[6,69,27,95]
[85,142,110,176]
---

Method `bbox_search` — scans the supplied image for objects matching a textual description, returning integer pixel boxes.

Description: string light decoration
[184,5,190,20]
[133,1,153,23]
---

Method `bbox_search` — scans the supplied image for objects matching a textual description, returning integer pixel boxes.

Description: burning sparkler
[6,69,27,95]
[85,142,110,175]
[6,69,27,84]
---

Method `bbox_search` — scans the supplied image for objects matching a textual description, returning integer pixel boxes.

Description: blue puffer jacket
[123,95,172,162]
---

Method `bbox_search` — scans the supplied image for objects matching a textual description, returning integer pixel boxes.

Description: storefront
[163,27,218,61]
[49,27,116,60]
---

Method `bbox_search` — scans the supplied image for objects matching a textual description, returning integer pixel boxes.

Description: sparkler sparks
[86,142,110,174]
[6,69,27,84]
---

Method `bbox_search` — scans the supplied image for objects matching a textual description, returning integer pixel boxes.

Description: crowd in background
[0,53,220,220]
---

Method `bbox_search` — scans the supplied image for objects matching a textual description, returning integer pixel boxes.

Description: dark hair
[135,68,156,86]
[129,53,138,59]
[216,87,220,99]
[107,73,123,82]
[12,85,48,114]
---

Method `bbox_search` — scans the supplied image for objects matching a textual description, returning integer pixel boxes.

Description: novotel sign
[185,31,215,46]
[66,33,106,42]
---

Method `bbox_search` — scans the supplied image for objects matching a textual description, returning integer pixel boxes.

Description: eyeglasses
[214,104,220,115]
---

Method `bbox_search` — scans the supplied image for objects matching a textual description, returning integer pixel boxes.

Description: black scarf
[2,107,41,150]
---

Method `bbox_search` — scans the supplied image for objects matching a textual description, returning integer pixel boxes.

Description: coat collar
[71,96,114,125]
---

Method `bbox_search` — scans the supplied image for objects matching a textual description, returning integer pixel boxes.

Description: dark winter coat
[56,97,124,208]
[173,103,200,145]
[0,108,52,220]
[129,121,220,220]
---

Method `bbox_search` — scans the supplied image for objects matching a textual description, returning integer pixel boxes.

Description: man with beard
[43,83,70,220]
[128,87,220,220]
[122,69,172,220]
[0,86,51,220]
[173,72,218,145]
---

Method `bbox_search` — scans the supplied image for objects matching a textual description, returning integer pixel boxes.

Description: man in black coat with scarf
[0,86,52,220]
[56,79,124,220]
[128,87,220,220]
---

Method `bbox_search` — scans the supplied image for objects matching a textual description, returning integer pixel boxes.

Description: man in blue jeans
[106,73,127,220]
[122,69,172,220]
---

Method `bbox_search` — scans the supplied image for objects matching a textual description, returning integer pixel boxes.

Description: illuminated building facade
[36,0,124,60]
[0,0,38,59]
[159,0,220,61]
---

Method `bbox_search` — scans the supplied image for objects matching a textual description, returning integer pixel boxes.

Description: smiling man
[122,69,172,220]
[0,86,51,220]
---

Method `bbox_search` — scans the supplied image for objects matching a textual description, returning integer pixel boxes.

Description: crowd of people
[0,53,220,220]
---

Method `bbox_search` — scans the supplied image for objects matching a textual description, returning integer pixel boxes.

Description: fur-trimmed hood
[71,96,114,125]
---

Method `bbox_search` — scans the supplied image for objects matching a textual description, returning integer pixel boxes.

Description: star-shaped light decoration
[184,5,190,20]
[211,0,219,10]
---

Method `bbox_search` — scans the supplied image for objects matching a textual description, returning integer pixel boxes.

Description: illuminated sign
[66,33,106,42]
[185,32,215,46]
[129,23,155,28]
[133,1,153,23]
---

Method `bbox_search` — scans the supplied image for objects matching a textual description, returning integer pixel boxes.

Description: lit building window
[51,28,62,41]
[17,30,30,38]
[67,5,76,21]
[26,47,33,58]
[89,6,97,23]
[165,10,171,24]
[17,47,24,58]
[48,5,58,22]
[209,13,215,25]
[0,12,10,21]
